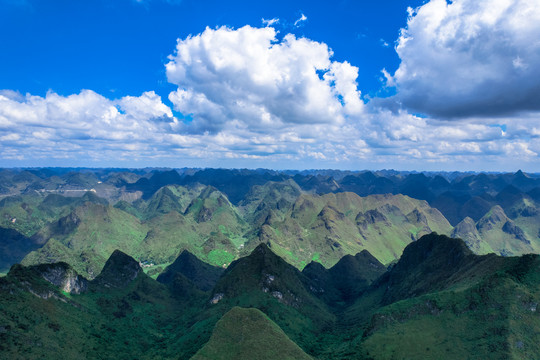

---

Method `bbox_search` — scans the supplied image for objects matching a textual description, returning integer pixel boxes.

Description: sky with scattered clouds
[1,0,539,171]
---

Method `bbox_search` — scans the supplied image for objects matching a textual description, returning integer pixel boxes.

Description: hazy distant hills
[0,227,40,272]
[2,233,540,359]
[3,183,452,278]
[2,168,540,276]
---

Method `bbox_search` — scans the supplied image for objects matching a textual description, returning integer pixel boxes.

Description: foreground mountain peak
[400,232,472,268]
[157,249,224,292]
[192,307,312,360]
[211,241,328,312]
[92,250,141,288]
[377,232,481,305]
[252,242,271,254]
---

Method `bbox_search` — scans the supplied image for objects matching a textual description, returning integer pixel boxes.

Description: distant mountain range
[2,168,540,277]
[1,233,539,359]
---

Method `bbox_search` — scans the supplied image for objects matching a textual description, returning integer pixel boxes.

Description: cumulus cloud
[166,25,364,134]
[0,86,368,166]
[2,20,539,170]
[1,87,537,169]
[389,0,540,118]
[0,90,176,162]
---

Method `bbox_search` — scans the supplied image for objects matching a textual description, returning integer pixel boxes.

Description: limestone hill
[191,307,312,360]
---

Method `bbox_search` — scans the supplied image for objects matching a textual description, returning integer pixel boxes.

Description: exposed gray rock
[356,209,388,229]
[408,208,428,224]
[476,205,507,232]
[452,217,486,252]
[502,221,530,244]
[209,293,224,304]
[39,263,88,294]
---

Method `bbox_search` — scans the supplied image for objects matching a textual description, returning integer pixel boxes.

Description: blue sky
[1,0,540,171]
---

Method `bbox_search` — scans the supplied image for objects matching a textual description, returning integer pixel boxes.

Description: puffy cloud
[2,20,539,170]
[117,91,173,121]
[0,90,176,162]
[165,25,364,134]
[355,104,540,169]
[390,0,540,118]
[1,87,538,169]
[0,86,368,166]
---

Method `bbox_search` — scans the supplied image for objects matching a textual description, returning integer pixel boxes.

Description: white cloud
[166,25,364,134]
[0,90,176,161]
[118,91,173,121]
[294,13,307,27]
[262,17,279,27]
[1,86,538,169]
[391,0,540,118]
[2,18,540,170]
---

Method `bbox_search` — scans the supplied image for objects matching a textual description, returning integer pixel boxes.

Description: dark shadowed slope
[0,227,42,273]
[157,249,224,292]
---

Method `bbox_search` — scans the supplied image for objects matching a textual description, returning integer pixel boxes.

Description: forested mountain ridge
[1,233,539,359]
[2,168,540,277]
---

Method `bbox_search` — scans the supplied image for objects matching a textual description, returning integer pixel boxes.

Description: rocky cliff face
[451,217,490,253]
[38,263,88,294]
[502,220,530,244]
[452,205,535,256]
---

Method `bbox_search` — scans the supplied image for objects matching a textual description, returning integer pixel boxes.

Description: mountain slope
[302,249,386,306]
[3,233,540,359]
[258,192,453,268]
[453,205,538,256]
[0,250,202,360]
[337,233,540,360]
[157,250,224,292]
[209,243,335,354]
[21,202,148,278]
[0,227,42,273]
[191,307,312,360]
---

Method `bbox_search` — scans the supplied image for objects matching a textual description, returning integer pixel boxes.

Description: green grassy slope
[21,203,148,278]
[0,193,88,237]
[14,178,540,293]
[17,182,456,280]
[333,234,540,360]
[453,205,540,257]
[251,191,453,269]
[354,262,540,360]
[0,251,206,360]
[208,243,336,353]
[191,307,313,360]
[3,234,540,359]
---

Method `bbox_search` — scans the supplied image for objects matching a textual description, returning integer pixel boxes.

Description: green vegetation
[2,234,540,359]
[5,169,540,282]
[207,249,235,267]
[192,307,313,360]
[3,169,540,358]
[8,180,458,280]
